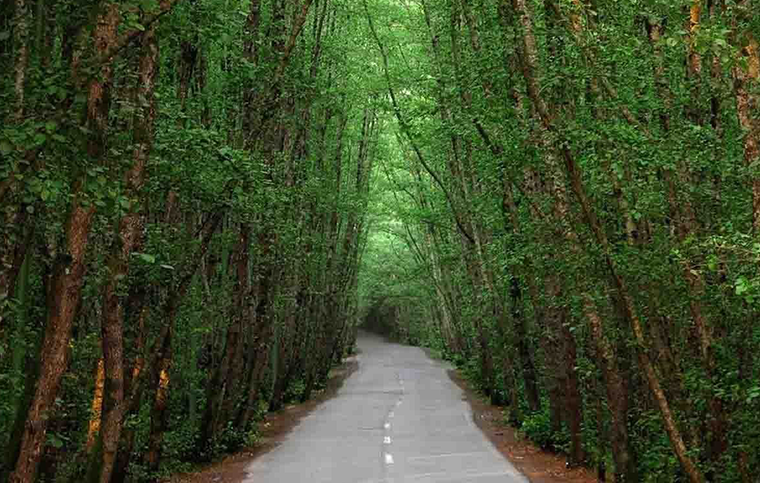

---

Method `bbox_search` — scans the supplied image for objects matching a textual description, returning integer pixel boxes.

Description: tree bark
[733,30,760,231]
[10,0,29,121]
[583,295,638,482]
[94,22,158,483]
[7,6,120,483]
[86,358,106,453]
[110,297,149,483]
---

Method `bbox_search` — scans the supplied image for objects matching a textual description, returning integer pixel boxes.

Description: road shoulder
[447,368,597,483]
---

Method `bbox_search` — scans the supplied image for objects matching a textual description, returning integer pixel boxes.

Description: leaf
[707,256,718,272]
[735,277,748,296]
[0,141,11,154]
[748,386,760,404]
[141,0,159,10]
[133,252,156,264]
[47,434,64,449]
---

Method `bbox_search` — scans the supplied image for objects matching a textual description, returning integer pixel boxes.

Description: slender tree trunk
[93,23,158,483]
[0,0,30,336]
[200,225,249,447]
[11,0,29,121]
[86,359,106,453]
[110,296,149,483]
[584,295,638,482]
[514,284,540,411]
[235,322,273,428]
[145,327,172,475]
[0,208,30,342]
[733,30,760,230]
[7,6,120,483]
[501,176,543,413]
[146,212,222,473]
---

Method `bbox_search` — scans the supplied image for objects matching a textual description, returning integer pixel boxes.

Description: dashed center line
[384,422,391,429]
[384,436,391,444]
[384,453,394,465]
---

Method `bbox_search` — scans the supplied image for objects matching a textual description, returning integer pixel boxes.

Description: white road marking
[384,422,391,429]
[388,411,394,418]
[396,399,402,406]
[384,453,394,465]
[407,451,490,461]
[406,470,514,480]
[384,436,391,444]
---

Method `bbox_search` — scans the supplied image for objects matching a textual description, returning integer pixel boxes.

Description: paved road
[245,332,528,483]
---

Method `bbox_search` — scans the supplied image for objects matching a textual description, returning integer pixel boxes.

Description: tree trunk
[235,324,273,429]
[0,207,30,343]
[86,359,106,453]
[7,6,120,482]
[93,22,158,483]
[200,225,250,447]
[145,211,222,473]
[10,0,29,121]
[584,295,638,482]
[110,298,149,483]
[0,0,30,337]
[733,30,760,230]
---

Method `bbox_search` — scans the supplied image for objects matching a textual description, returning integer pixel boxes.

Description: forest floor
[447,369,597,483]
[167,349,596,483]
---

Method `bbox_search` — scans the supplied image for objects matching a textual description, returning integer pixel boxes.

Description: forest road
[243,331,529,483]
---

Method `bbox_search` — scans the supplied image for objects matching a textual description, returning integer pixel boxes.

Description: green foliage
[284,378,306,405]
[519,407,570,454]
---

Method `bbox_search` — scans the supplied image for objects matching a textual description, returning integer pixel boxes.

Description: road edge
[166,356,360,483]
[447,368,597,483]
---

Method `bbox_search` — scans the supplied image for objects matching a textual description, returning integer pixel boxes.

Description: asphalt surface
[244,331,529,483]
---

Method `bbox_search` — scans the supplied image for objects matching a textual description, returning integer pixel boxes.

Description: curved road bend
[245,331,529,483]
